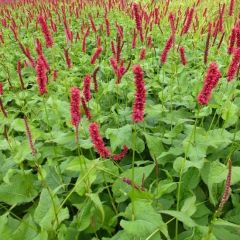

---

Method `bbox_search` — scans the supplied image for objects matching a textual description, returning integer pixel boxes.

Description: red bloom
[179,46,187,65]
[89,122,111,158]
[132,65,146,123]
[92,66,100,92]
[168,12,175,35]
[70,87,81,127]
[229,0,235,16]
[89,14,97,33]
[227,48,240,81]
[113,145,128,161]
[147,36,153,48]
[160,35,174,64]
[0,83,3,95]
[132,29,137,49]
[82,27,90,52]
[81,97,92,120]
[228,27,236,54]
[64,48,72,69]
[24,116,37,156]
[139,48,146,60]
[181,7,194,35]
[105,17,110,37]
[133,3,143,42]
[83,74,91,102]
[36,56,47,95]
[204,23,212,64]
[38,15,53,48]
[17,61,25,89]
[35,38,43,55]
[236,27,240,48]
[91,47,102,64]
[197,62,222,105]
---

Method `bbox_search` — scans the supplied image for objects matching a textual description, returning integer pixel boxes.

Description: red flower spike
[89,122,111,158]
[139,48,146,60]
[113,145,128,161]
[160,34,174,64]
[227,48,240,81]
[38,15,53,48]
[81,97,92,120]
[179,46,187,65]
[70,87,81,127]
[132,64,146,123]
[83,74,92,102]
[197,62,222,105]
[91,47,102,64]
[36,56,47,95]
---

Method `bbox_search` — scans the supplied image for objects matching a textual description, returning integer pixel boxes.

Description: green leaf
[200,161,228,205]
[34,189,69,231]
[181,195,197,217]
[144,133,165,160]
[86,193,105,223]
[160,210,197,227]
[106,124,132,152]
[0,171,40,205]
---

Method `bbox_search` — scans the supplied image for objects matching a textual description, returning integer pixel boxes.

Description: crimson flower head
[179,46,187,65]
[35,38,43,55]
[227,48,240,81]
[113,145,128,161]
[38,15,53,48]
[160,35,174,64]
[181,7,194,35]
[83,74,92,102]
[197,62,222,105]
[89,122,111,158]
[133,3,143,42]
[91,47,103,64]
[139,48,146,60]
[228,27,236,54]
[36,56,47,95]
[70,87,81,127]
[0,83,3,95]
[132,64,146,123]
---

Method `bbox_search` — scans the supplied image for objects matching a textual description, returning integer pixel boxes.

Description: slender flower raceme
[70,87,81,127]
[204,23,212,64]
[132,64,146,123]
[160,34,174,64]
[113,145,128,161]
[36,56,47,95]
[133,3,143,42]
[38,15,53,48]
[83,74,91,102]
[23,116,37,156]
[91,47,102,64]
[89,122,111,158]
[218,160,232,212]
[179,46,187,65]
[181,7,194,35]
[197,62,222,105]
[0,83,3,95]
[92,66,100,92]
[228,27,236,54]
[64,48,72,68]
[229,0,235,16]
[17,61,25,89]
[227,48,240,81]
[139,48,146,60]
[81,97,92,120]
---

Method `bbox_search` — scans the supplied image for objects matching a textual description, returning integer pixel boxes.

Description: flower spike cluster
[197,62,222,105]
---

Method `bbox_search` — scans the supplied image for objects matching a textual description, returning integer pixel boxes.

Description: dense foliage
[0,0,240,239]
